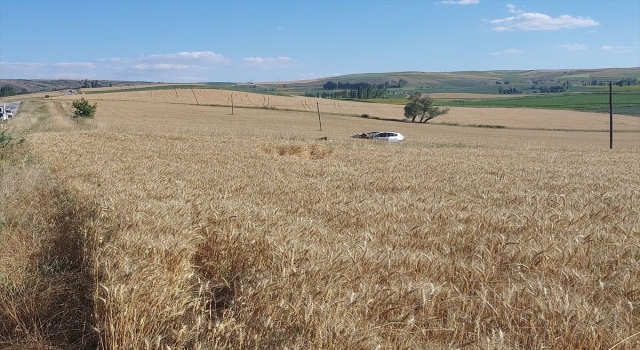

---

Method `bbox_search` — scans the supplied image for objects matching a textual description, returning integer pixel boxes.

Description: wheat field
[52,88,640,131]
[1,93,639,349]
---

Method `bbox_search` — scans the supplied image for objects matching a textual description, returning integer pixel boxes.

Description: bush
[0,126,25,161]
[72,98,97,119]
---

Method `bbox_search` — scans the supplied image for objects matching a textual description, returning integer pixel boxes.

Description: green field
[438,91,640,115]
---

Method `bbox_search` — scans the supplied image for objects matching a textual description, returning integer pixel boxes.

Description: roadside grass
[0,100,98,349]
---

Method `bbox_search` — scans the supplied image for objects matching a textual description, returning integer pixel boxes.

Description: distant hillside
[3,68,638,97]
[0,79,154,95]
[194,68,640,99]
[239,68,640,96]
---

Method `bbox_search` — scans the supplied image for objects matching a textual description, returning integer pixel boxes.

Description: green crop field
[440,91,640,115]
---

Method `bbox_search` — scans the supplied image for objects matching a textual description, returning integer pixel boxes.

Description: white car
[369,131,405,142]
[352,131,406,142]
[6,109,13,118]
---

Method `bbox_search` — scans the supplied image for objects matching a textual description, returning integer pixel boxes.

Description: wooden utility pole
[231,93,235,115]
[317,102,322,131]
[609,82,613,149]
[191,87,199,105]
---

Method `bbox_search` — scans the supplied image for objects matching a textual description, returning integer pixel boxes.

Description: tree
[0,86,17,97]
[323,81,338,90]
[72,98,97,119]
[403,92,450,123]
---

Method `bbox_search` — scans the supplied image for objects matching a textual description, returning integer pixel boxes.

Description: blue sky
[1,0,638,83]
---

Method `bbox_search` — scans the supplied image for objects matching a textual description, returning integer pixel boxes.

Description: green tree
[403,92,450,123]
[72,98,97,119]
[323,81,338,90]
[0,86,17,97]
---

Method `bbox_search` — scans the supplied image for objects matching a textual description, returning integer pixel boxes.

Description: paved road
[2,101,21,118]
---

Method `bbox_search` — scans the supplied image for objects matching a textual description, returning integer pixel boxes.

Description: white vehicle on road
[1,102,20,121]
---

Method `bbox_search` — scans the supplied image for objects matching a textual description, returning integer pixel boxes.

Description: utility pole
[191,87,199,105]
[609,82,613,149]
[316,102,322,131]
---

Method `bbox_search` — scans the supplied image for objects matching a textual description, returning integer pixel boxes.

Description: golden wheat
[50,88,640,132]
[3,95,639,349]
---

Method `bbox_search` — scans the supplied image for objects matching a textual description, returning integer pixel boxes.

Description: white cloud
[50,73,87,79]
[54,62,96,68]
[491,7,599,31]
[0,62,45,70]
[557,43,588,51]
[108,57,132,63]
[173,76,209,82]
[489,49,523,56]
[131,63,192,70]
[150,51,230,63]
[441,0,479,4]
[0,51,301,82]
[276,26,284,30]
[602,45,634,53]
[243,57,265,63]
[504,49,523,54]
[242,56,296,68]
[506,4,521,14]
[102,51,232,75]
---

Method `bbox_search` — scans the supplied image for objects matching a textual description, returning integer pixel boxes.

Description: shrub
[71,98,97,119]
[0,126,25,161]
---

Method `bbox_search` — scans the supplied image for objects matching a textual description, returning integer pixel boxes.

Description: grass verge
[0,101,98,349]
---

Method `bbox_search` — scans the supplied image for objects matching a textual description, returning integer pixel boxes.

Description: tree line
[83,79,103,88]
[307,86,387,99]
[322,79,408,90]
[611,78,637,87]
[499,77,639,95]
[306,79,409,100]
[0,86,27,97]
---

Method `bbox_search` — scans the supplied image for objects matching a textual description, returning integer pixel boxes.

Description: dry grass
[0,101,98,349]
[3,95,640,349]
